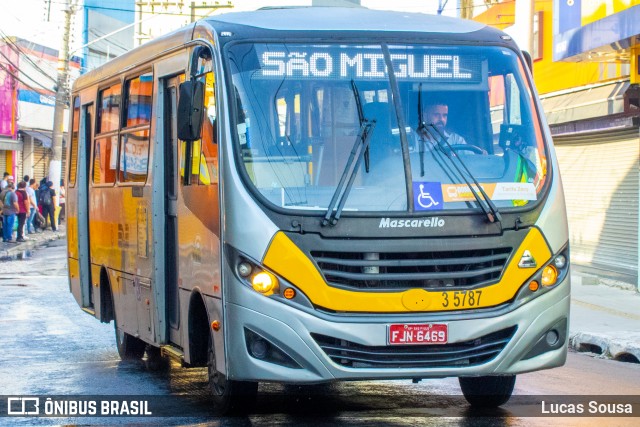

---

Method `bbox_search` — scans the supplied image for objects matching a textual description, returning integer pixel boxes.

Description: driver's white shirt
[419,129,467,150]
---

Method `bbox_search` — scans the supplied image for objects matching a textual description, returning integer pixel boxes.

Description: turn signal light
[529,280,540,292]
[541,265,558,287]
[252,271,278,295]
[283,288,296,299]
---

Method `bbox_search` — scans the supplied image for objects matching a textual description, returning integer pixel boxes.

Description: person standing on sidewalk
[1,181,19,242]
[58,179,66,225]
[15,181,29,242]
[0,172,10,190]
[38,180,57,232]
[26,178,38,234]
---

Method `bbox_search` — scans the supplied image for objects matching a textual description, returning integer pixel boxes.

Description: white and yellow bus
[67,7,570,413]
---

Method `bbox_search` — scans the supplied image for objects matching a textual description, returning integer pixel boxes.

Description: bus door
[78,103,93,308]
[164,76,182,344]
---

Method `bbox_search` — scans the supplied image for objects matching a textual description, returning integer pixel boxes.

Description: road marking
[572,298,640,321]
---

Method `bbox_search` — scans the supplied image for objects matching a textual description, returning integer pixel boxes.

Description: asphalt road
[1,241,639,426]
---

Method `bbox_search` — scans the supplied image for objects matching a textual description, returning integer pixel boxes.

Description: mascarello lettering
[379,217,445,228]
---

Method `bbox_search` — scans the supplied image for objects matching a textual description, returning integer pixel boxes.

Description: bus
[66,6,570,413]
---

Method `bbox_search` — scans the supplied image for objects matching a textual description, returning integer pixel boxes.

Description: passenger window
[98,83,121,133]
[92,135,117,184]
[119,130,150,183]
[118,72,153,184]
[124,72,153,127]
[69,97,80,187]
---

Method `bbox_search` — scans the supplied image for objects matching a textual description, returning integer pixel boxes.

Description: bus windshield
[227,43,548,213]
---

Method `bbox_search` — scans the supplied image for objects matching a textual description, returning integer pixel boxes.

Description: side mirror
[522,51,533,75]
[177,80,205,141]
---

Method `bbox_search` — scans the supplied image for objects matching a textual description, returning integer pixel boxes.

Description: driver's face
[426,104,448,131]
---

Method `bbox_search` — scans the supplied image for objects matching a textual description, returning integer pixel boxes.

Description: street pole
[515,0,535,53]
[50,0,73,204]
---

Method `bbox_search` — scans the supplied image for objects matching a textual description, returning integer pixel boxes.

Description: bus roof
[207,7,486,34]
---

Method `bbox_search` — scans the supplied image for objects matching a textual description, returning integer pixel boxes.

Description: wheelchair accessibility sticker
[413,182,443,211]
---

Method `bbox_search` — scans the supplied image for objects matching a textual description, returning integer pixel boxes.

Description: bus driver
[422,101,468,148]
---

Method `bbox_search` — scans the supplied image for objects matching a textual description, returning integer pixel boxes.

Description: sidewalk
[0,224,66,259]
[569,271,640,362]
[1,230,638,363]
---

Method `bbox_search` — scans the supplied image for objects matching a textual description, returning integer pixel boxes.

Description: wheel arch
[187,289,210,367]
[99,266,114,323]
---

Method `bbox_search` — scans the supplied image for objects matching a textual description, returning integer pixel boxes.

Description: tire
[114,310,146,360]
[459,375,516,408]
[208,332,258,415]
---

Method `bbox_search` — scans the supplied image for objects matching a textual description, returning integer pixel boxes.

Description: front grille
[311,247,512,291]
[312,326,517,369]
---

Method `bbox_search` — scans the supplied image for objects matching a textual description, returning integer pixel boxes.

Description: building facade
[474,0,640,284]
[0,38,81,182]
[82,0,135,72]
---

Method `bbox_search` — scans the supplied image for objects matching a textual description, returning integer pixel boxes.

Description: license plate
[388,323,448,345]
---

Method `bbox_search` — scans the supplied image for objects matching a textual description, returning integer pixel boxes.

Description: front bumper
[223,275,570,383]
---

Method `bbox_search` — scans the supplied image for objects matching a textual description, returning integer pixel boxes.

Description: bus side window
[199,71,218,185]
[69,97,80,187]
[93,83,121,185]
[119,72,153,183]
[181,70,218,186]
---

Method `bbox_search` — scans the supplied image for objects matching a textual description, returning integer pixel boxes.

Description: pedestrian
[58,179,66,225]
[38,177,48,215]
[38,180,57,232]
[1,180,19,242]
[0,172,9,190]
[15,181,29,242]
[23,175,29,185]
[26,178,38,234]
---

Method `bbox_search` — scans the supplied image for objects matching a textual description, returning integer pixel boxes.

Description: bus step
[81,307,96,316]
[161,345,185,363]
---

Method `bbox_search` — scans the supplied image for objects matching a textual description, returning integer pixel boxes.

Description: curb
[0,231,65,258]
[569,331,640,363]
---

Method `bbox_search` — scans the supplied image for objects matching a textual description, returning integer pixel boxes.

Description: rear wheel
[459,375,516,408]
[208,333,258,415]
[113,305,146,360]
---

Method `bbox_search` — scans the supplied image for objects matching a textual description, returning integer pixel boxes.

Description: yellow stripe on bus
[262,228,552,313]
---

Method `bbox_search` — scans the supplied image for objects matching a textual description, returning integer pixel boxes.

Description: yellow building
[475,0,640,284]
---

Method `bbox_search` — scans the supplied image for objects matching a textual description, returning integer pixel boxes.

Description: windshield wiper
[425,125,502,224]
[322,121,375,226]
[351,80,370,173]
[322,81,376,226]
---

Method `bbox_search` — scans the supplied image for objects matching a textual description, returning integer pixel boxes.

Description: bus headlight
[541,265,558,287]
[553,254,567,269]
[252,271,278,295]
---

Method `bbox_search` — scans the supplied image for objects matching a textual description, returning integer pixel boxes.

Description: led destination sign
[257,46,482,81]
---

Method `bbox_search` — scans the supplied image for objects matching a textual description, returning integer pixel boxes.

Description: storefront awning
[0,136,23,151]
[20,130,52,148]
[540,80,630,126]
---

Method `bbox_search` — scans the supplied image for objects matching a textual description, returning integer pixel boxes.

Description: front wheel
[459,375,516,408]
[208,333,258,415]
